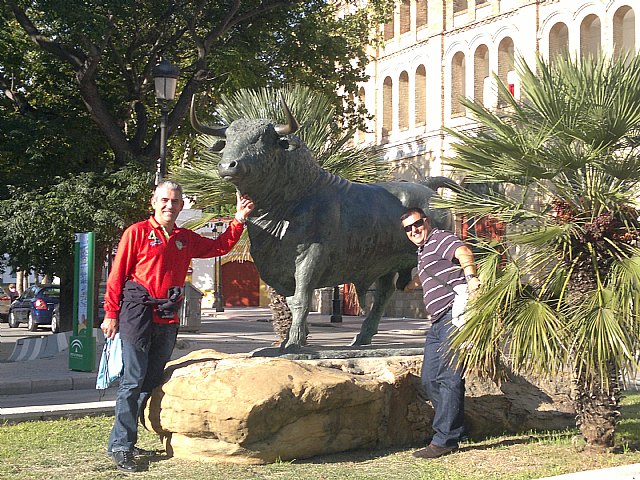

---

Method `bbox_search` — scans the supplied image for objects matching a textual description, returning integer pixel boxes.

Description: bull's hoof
[282,341,303,353]
[350,334,373,346]
[284,328,307,350]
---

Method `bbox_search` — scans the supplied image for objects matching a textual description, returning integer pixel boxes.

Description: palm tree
[440,53,640,450]
[172,85,390,344]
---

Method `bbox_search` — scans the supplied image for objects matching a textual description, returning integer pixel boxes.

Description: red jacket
[104,216,244,324]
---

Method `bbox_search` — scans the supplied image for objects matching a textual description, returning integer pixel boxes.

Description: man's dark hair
[400,207,428,223]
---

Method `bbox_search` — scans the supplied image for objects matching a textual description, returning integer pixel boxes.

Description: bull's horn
[275,93,299,135]
[190,95,227,137]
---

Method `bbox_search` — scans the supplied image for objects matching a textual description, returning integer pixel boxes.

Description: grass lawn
[1,391,638,480]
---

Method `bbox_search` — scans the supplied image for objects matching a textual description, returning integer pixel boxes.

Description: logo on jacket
[148,230,162,247]
[175,240,184,251]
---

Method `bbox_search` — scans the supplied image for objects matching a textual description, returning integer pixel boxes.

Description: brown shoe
[412,443,456,459]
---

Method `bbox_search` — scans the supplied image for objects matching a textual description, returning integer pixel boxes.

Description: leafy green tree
[440,54,640,449]
[172,85,390,342]
[0,165,152,329]
[0,0,390,326]
[2,0,390,170]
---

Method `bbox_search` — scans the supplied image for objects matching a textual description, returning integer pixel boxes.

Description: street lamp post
[330,285,342,323]
[152,59,180,184]
[212,222,225,312]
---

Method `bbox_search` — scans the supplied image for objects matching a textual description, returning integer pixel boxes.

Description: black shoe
[412,443,457,459]
[112,450,138,472]
[131,446,156,457]
[107,446,156,458]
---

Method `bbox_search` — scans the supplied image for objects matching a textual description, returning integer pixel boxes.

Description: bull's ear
[279,137,300,151]
[278,139,289,150]
[209,139,226,152]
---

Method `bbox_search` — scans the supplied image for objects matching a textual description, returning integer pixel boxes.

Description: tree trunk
[572,368,621,451]
[16,270,25,295]
[565,258,621,450]
[266,285,292,346]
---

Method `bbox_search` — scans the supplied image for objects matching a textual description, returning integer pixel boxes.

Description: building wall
[351,0,637,318]
[359,0,638,177]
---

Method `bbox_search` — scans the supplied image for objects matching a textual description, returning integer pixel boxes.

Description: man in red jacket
[101,180,254,472]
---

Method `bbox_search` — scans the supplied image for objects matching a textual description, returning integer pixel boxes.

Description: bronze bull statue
[191,95,454,349]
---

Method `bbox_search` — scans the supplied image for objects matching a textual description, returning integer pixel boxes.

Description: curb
[0,375,98,395]
[8,332,71,362]
[536,463,640,479]
[7,329,104,362]
[0,400,116,423]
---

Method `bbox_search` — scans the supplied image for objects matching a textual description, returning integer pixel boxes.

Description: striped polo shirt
[417,229,466,322]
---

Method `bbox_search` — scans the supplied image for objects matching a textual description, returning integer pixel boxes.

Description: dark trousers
[421,310,466,448]
[108,323,178,453]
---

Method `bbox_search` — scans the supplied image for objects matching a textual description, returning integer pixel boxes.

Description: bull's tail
[420,176,461,193]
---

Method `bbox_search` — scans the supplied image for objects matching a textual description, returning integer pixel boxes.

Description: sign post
[69,232,96,372]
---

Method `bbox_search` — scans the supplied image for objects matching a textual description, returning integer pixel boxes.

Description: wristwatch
[465,274,478,281]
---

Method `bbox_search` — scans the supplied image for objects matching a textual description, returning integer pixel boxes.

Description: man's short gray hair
[154,180,183,198]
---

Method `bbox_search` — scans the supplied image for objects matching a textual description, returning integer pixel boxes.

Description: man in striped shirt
[401,207,481,459]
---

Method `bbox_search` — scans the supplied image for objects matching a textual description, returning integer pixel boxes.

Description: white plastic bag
[451,283,469,328]
[96,333,123,390]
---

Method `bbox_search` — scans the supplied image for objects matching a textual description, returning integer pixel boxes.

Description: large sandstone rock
[141,350,574,464]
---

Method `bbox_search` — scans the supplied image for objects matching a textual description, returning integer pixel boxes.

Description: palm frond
[447,53,640,389]
[569,288,637,388]
[503,298,567,376]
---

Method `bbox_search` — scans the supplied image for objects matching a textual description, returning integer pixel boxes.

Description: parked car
[0,286,11,322]
[8,284,61,333]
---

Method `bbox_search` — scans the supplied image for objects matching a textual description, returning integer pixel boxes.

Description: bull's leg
[356,284,368,317]
[284,245,325,351]
[351,272,396,346]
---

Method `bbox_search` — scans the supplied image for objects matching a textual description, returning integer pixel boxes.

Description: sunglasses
[403,218,425,232]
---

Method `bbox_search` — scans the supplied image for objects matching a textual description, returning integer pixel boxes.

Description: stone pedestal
[142,350,574,464]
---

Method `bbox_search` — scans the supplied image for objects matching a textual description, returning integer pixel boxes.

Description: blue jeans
[108,323,179,453]
[421,310,465,448]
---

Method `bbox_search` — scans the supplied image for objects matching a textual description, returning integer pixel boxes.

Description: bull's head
[190,94,299,185]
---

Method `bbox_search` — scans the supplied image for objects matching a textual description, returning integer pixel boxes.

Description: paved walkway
[1,307,639,479]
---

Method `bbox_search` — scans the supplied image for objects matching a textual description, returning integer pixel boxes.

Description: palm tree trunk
[567,260,621,450]
[572,367,621,451]
[266,285,292,346]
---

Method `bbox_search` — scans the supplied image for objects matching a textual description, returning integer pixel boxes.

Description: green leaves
[0,165,152,277]
[446,53,640,389]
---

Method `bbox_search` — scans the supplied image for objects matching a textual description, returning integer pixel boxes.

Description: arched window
[400,0,411,35]
[383,14,395,42]
[474,44,489,106]
[614,6,635,57]
[415,65,426,126]
[549,22,569,60]
[416,0,427,29]
[382,77,393,137]
[451,52,466,117]
[498,37,515,104]
[399,71,410,130]
[580,14,601,58]
[453,0,467,14]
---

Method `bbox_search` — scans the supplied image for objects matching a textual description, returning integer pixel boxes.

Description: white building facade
[357,0,638,179]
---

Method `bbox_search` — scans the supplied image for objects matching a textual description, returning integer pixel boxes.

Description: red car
[0,286,11,321]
